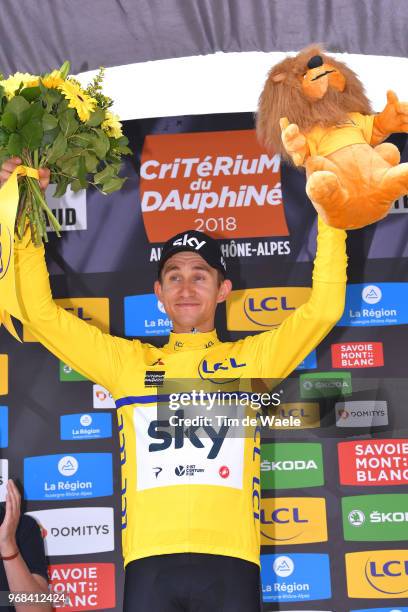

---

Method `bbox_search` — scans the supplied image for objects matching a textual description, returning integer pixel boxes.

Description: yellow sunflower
[59,80,97,122]
[41,70,64,89]
[102,111,123,139]
[0,72,39,100]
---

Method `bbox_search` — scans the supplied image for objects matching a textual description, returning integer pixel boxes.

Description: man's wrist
[0,538,18,557]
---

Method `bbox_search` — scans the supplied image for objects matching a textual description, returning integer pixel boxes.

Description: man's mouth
[311,69,335,81]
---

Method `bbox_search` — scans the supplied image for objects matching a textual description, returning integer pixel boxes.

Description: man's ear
[154,280,162,301]
[217,279,232,304]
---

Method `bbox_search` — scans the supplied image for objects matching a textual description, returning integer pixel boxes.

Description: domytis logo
[58,456,79,477]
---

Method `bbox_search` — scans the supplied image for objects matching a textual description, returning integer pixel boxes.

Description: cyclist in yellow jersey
[1,157,348,612]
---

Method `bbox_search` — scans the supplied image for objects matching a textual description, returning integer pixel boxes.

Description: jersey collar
[164,329,219,352]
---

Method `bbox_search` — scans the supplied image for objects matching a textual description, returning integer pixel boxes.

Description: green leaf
[101,176,126,194]
[71,178,84,192]
[0,85,5,99]
[59,156,80,176]
[77,155,87,187]
[86,108,105,127]
[42,87,62,111]
[0,128,9,146]
[21,120,44,150]
[1,112,17,131]
[52,176,69,197]
[59,61,71,79]
[94,164,115,184]
[69,132,94,147]
[20,86,41,102]
[3,95,30,119]
[7,133,23,156]
[46,131,67,163]
[91,129,110,158]
[42,112,58,131]
[59,109,78,137]
[18,102,43,128]
[83,151,99,172]
[41,126,60,147]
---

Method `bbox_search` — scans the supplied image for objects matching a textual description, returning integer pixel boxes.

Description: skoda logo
[175,466,186,477]
[348,509,365,527]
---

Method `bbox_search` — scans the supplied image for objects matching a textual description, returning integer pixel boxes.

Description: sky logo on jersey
[338,439,408,486]
[60,413,112,441]
[261,553,331,602]
[140,130,288,242]
[267,403,320,429]
[59,362,88,382]
[24,453,113,500]
[27,507,114,556]
[226,287,311,331]
[124,293,171,336]
[0,406,8,448]
[261,443,324,489]
[342,494,408,541]
[296,350,317,370]
[261,497,327,545]
[346,550,408,598]
[93,384,116,409]
[300,372,352,399]
[0,355,8,395]
[335,401,388,428]
[337,283,408,327]
[49,563,115,611]
[24,297,110,342]
[331,342,384,368]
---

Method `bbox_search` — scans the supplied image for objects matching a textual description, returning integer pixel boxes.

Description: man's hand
[0,157,50,191]
[0,479,21,558]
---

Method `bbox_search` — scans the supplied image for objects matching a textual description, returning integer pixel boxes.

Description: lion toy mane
[257,45,408,229]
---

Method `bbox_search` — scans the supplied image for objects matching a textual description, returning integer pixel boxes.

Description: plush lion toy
[257,45,408,229]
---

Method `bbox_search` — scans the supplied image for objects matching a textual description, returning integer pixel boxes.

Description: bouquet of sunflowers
[0,62,130,246]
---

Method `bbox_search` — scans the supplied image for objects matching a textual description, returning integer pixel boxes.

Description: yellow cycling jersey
[12,218,347,567]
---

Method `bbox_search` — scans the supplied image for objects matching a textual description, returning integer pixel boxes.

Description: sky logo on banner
[296,350,317,370]
[226,287,310,331]
[0,459,8,502]
[261,497,327,545]
[268,403,320,429]
[335,401,388,428]
[337,283,408,327]
[140,130,288,242]
[0,355,8,395]
[24,297,110,342]
[342,494,408,542]
[300,372,352,399]
[261,443,324,489]
[93,384,116,409]
[0,406,8,448]
[261,553,331,602]
[45,184,87,232]
[60,413,112,440]
[338,440,408,486]
[24,453,113,500]
[124,294,171,336]
[331,342,384,368]
[59,362,88,382]
[346,550,408,598]
[27,507,114,556]
[49,563,115,611]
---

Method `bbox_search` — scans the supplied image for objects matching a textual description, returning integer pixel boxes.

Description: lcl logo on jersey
[226,288,311,331]
[346,550,408,598]
[261,498,327,545]
[198,357,246,381]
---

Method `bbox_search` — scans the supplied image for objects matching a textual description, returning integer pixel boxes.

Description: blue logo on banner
[337,283,408,327]
[24,453,113,500]
[0,406,8,448]
[296,350,317,370]
[350,609,408,612]
[124,293,172,336]
[60,413,112,440]
[261,553,331,602]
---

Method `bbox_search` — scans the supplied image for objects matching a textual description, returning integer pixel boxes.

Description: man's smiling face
[154,252,231,333]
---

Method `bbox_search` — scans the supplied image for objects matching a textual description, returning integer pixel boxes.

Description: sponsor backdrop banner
[0,113,408,611]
